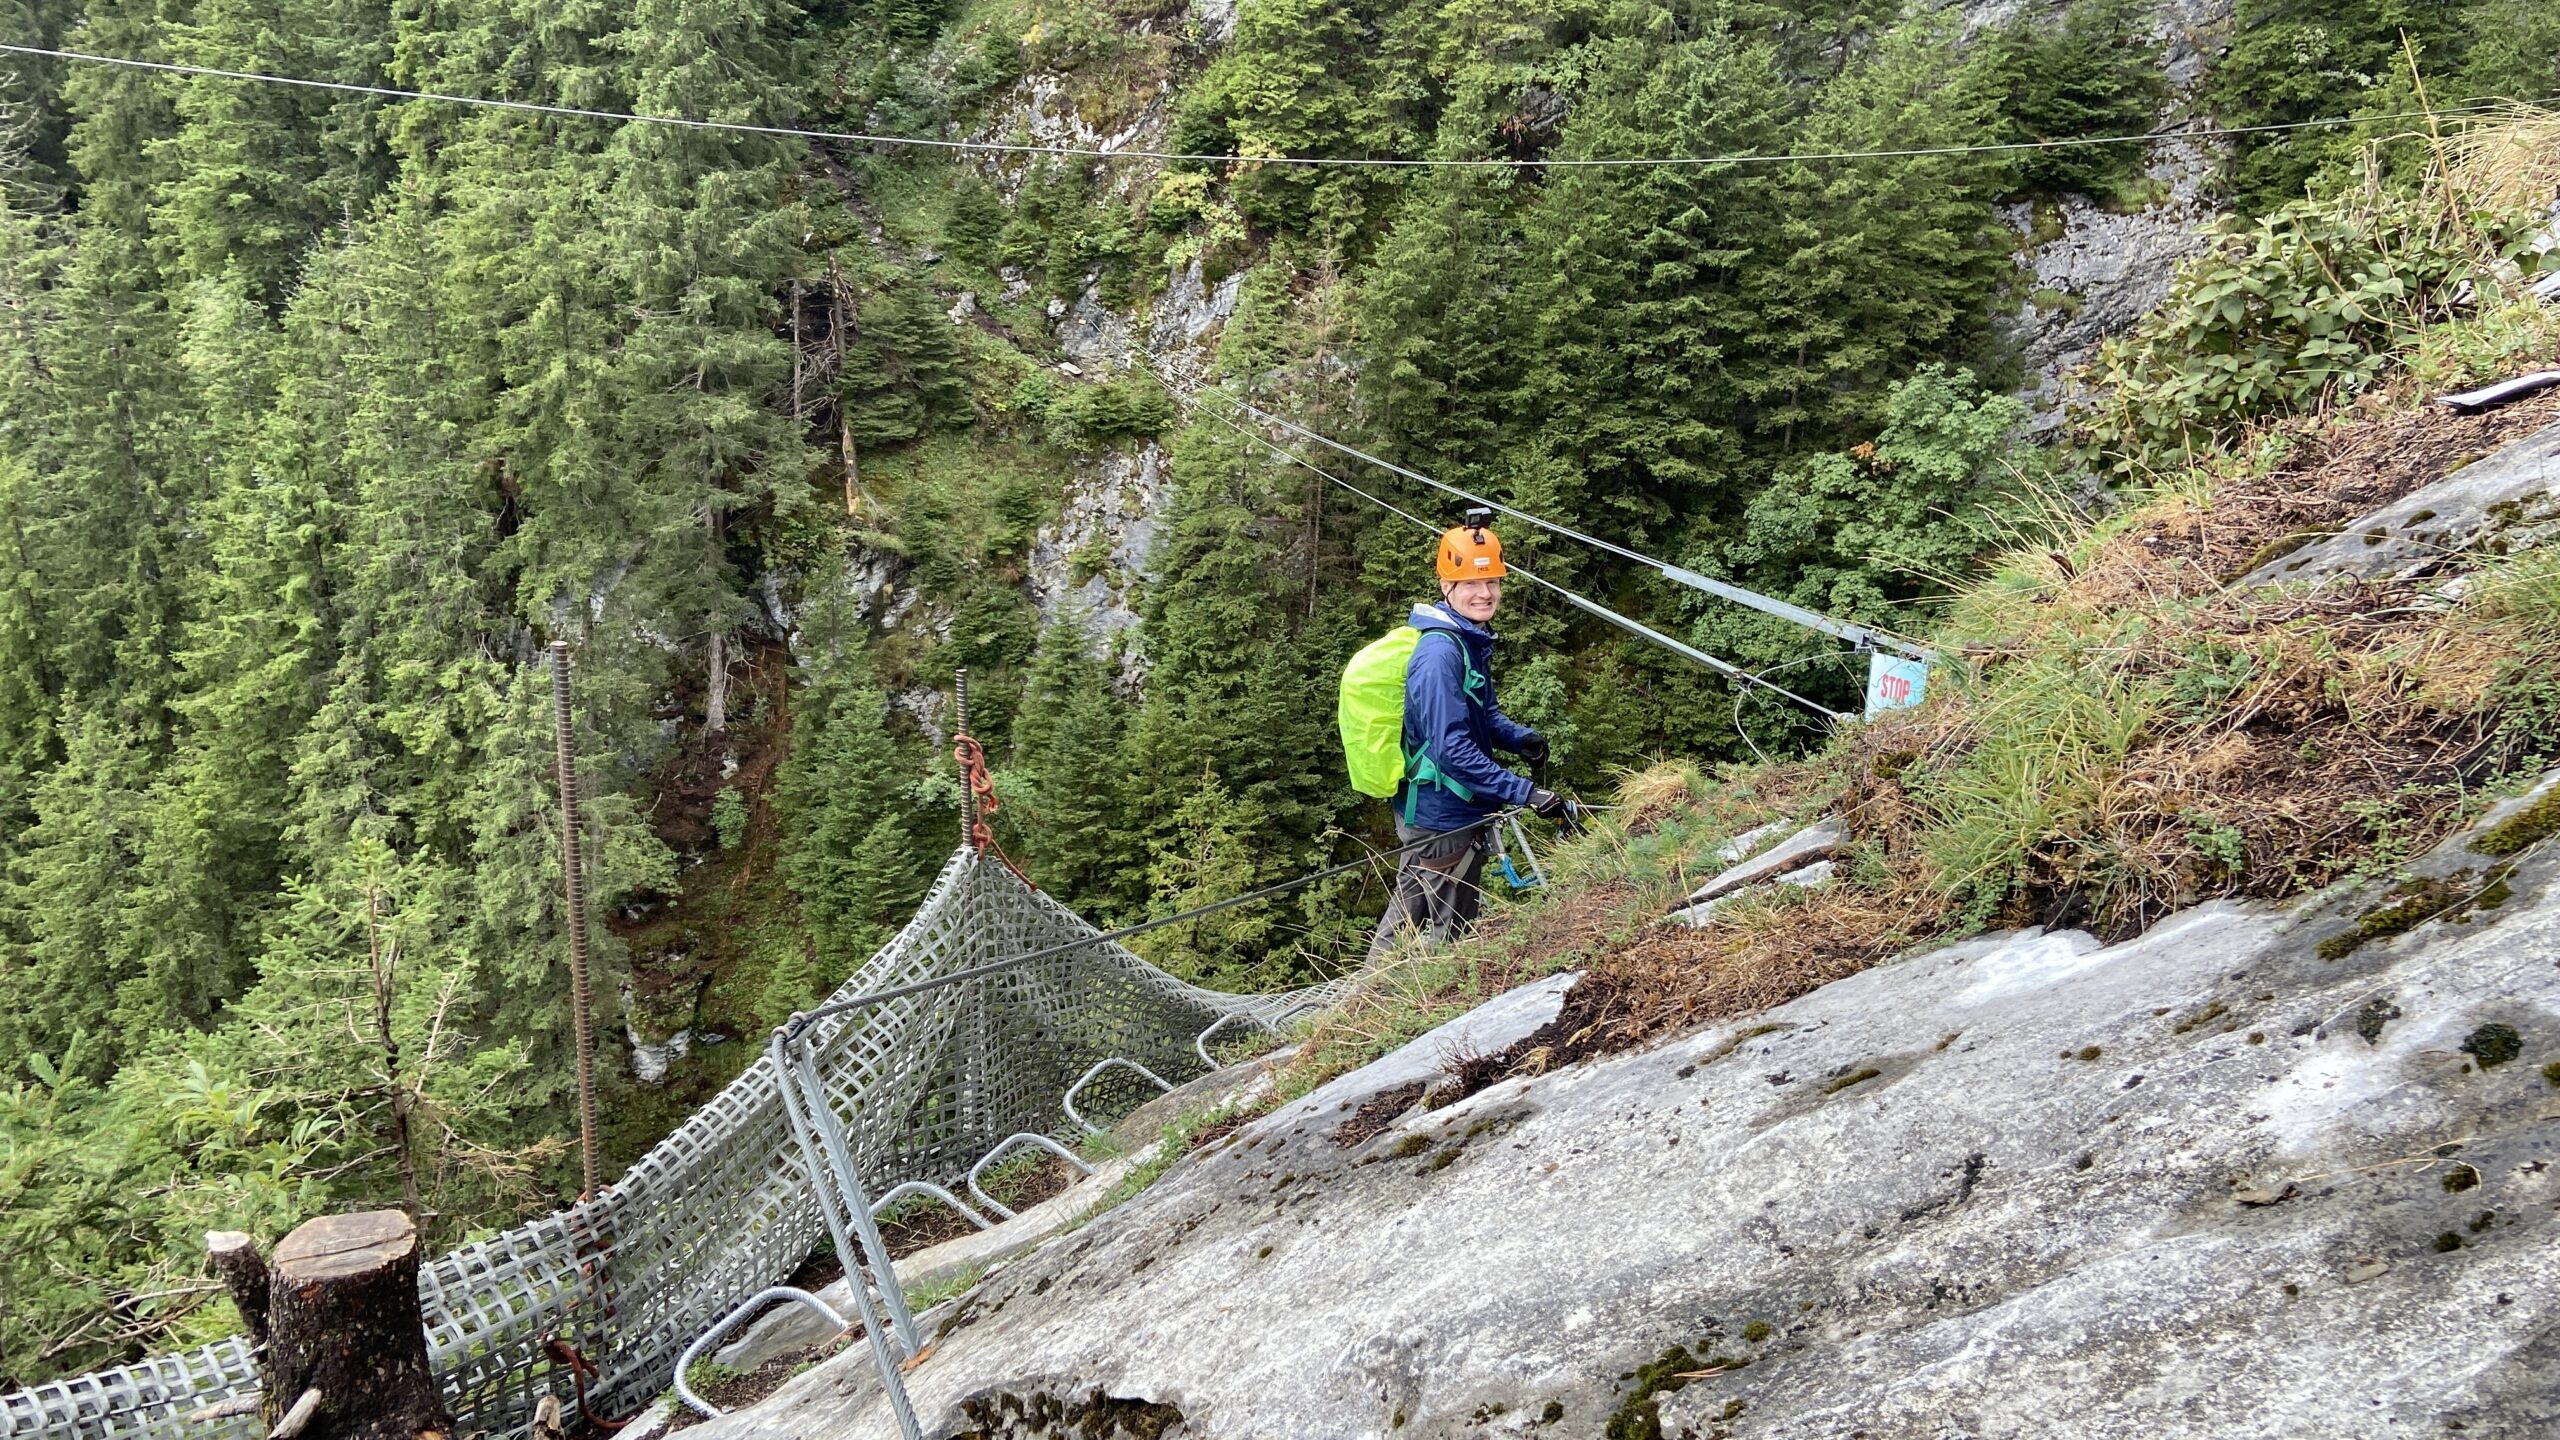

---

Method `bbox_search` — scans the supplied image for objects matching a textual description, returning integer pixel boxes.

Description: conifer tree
[1354,167,1526,481]
[1753,16,2006,443]
[158,0,394,305]
[0,702,151,1075]
[1003,619,1137,908]
[1515,22,1792,533]
[840,278,972,449]
[778,669,932,971]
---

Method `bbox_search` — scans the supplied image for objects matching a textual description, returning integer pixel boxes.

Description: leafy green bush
[1724,365,2028,621]
[2076,191,2557,472]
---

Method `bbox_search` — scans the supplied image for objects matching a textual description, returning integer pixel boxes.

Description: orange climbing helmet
[1437,512,1507,582]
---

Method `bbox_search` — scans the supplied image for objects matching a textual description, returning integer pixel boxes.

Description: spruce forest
[1,0,2555,1386]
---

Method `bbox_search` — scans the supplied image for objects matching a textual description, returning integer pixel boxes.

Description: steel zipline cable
[0,41,2548,170]
[1183,380,1937,660]
[1159,370,1851,721]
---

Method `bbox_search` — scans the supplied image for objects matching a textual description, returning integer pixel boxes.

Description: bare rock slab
[1668,859,1840,928]
[688,791,2560,1440]
[2244,417,2560,585]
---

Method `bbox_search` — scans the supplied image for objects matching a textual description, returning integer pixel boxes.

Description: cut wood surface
[205,1230,271,1347]
[272,1210,416,1284]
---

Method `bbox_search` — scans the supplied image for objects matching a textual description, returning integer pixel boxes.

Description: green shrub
[1043,379,1176,449]
[711,787,749,851]
[2076,190,2557,473]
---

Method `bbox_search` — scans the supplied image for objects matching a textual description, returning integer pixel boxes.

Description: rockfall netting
[1,849,1339,1440]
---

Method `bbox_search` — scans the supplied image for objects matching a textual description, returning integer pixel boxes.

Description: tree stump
[260,1210,454,1440]
[205,1230,271,1347]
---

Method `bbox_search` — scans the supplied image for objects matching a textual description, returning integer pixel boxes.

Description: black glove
[1515,732,1550,766]
[1527,787,1569,820]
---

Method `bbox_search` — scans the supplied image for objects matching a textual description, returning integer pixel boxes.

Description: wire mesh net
[1,850,1344,1440]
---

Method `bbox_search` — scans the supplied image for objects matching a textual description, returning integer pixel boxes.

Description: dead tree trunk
[706,629,729,735]
[829,251,860,517]
[215,1211,454,1440]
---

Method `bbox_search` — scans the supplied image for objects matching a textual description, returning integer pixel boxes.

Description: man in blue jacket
[1368,516,1570,960]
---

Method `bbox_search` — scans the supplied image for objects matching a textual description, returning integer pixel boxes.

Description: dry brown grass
[2444,107,2560,217]
[2120,384,2560,588]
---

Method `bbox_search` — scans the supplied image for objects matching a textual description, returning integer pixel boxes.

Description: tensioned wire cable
[1179,377,1938,660]
[1152,361,1849,721]
[0,41,2546,170]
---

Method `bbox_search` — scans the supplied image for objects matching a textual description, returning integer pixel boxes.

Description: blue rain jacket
[1396,602,1539,831]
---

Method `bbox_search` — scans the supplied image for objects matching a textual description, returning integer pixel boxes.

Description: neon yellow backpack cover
[1338,626,1422,797]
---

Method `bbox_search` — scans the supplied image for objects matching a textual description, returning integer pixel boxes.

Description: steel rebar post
[954,666,974,850]
[550,640,603,1200]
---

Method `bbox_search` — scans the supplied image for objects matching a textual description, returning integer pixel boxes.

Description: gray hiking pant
[1366,819,1490,961]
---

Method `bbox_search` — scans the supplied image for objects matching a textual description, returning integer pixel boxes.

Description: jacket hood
[1408,602,1495,640]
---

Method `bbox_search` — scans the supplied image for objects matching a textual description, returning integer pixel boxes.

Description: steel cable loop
[1174,373,1934,662]
[953,728,1036,887]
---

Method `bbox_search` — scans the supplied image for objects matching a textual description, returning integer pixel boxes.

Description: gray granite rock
[1712,821,1788,866]
[687,783,2560,1440]
[1024,443,1169,659]
[1999,133,2222,430]
[1667,859,1840,929]
[2243,419,2560,586]
[626,1021,692,1086]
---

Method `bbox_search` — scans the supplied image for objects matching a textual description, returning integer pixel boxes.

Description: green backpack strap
[1399,630,1483,824]
[1401,747,1477,824]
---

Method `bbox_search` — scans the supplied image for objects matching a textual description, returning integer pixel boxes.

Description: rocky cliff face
[687,775,2559,1439]
[949,0,2246,650]
[1998,134,2222,429]
[1988,0,2236,428]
